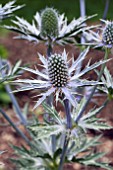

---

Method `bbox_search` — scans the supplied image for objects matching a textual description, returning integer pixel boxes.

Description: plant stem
[5,84,27,125]
[58,136,69,170]
[76,0,86,74]
[64,99,72,129]
[79,0,86,44]
[102,0,110,20]
[51,134,56,153]
[47,39,53,58]
[0,59,27,125]
[58,99,72,170]
[0,108,43,151]
[47,40,56,153]
[0,107,30,145]
[75,48,109,122]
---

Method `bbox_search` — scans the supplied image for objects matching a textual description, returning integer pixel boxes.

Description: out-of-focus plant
[82,20,113,49]
[0,84,11,105]
[0,1,27,128]
[0,59,27,125]
[0,59,21,83]
[0,0,23,21]
[0,45,8,59]
[97,67,113,100]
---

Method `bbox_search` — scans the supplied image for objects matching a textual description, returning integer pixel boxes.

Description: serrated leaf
[42,102,63,125]
[81,106,103,120]
[29,124,65,140]
[72,152,113,170]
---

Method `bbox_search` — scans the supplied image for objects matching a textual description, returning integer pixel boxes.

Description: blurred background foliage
[0,0,113,24]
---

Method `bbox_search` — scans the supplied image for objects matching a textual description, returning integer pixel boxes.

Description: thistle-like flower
[0,1,23,21]
[13,48,106,109]
[4,7,96,45]
[83,20,113,48]
[102,20,113,48]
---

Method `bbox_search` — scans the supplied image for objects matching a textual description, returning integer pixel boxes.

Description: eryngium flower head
[41,8,59,38]
[0,1,23,21]
[13,47,106,110]
[48,54,68,87]
[102,21,113,48]
[82,20,113,48]
[4,7,96,45]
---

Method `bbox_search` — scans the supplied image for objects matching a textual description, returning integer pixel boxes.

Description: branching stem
[5,84,27,125]
[0,59,27,125]
[102,0,110,20]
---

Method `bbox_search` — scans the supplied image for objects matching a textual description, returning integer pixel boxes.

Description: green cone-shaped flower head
[102,22,113,47]
[41,8,59,38]
[48,54,68,87]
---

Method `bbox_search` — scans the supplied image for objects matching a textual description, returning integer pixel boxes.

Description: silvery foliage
[4,7,97,45]
[10,102,113,170]
[97,67,113,99]
[0,59,22,84]
[12,48,108,110]
[0,0,23,20]
[0,1,23,84]
[28,100,112,140]
[1,2,112,170]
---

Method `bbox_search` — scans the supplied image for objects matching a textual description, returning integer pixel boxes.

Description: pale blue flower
[83,20,113,48]
[4,7,96,45]
[13,48,105,109]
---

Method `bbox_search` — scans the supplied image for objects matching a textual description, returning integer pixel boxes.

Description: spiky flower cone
[102,22,113,47]
[41,8,59,38]
[48,54,68,87]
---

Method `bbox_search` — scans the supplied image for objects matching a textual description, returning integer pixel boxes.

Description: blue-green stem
[64,99,72,129]
[0,107,42,151]
[79,0,86,44]
[58,136,69,170]
[47,40,56,153]
[47,39,53,58]
[0,59,27,125]
[0,107,30,145]
[5,84,27,125]
[75,48,110,123]
[102,0,110,20]
[58,99,72,170]
[76,0,86,74]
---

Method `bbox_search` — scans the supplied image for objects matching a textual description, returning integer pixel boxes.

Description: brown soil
[0,32,113,170]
